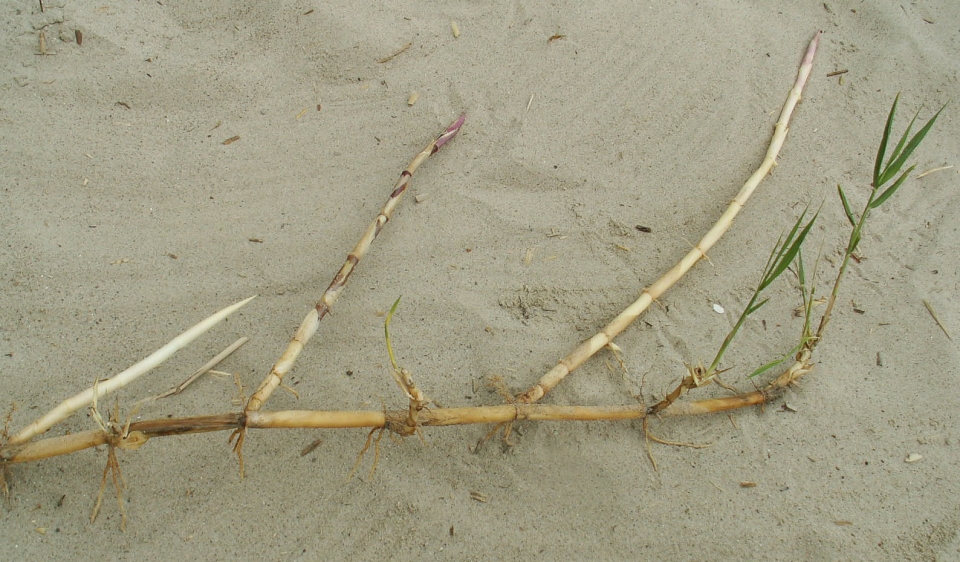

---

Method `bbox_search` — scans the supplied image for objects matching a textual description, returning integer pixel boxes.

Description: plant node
[89,394,129,531]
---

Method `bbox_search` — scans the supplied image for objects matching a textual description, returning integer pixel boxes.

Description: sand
[2,1,959,559]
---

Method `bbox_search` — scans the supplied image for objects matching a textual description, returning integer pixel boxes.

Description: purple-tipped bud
[435,113,467,149]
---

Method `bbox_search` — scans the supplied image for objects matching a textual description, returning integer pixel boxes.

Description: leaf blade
[837,184,857,226]
[746,297,770,316]
[874,93,900,186]
[877,102,946,187]
[747,343,803,379]
[870,165,916,209]
[884,106,920,173]
[759,212,818,291]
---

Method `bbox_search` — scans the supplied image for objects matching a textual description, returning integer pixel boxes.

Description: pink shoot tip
[436,113,467,148]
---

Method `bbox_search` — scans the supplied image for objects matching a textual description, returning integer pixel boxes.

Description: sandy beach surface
[2,1,958,560]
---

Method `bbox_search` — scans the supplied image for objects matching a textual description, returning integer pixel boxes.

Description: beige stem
[2,403,645,464]
[517,31,822,404]
[2,352,822,466]
[244,115,466,413]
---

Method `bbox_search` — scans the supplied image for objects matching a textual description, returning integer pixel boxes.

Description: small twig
[642,418,658,472]
[922,299,952,340]
[645,433,711,449]
[152,337,249,400]
[377,42,411,63]
[300,438,323,457]
[713,376,741,396]
[347,427,385,481]
[916,165,953,179]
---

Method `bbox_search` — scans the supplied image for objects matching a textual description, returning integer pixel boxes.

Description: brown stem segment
[517,31,822,404]
[244,115,466,413]
[7,297,255,446]
[1,413,246,464]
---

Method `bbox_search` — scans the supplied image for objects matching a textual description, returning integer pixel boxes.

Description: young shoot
[701,208,819,384]
[384,296,404,375]
[818,95,946,340]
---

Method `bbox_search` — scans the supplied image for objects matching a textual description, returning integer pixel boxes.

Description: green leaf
[837,184,857,227]
[849,230,861,253]
[874,93,900,187]
[384,296,403,371]
[746,297,770,316]
[884,106,920,174]
[780,207,808,249]
[385,296,402,326]
[759,211,819,291]
[877,102,946,187]
[747,343,803,379]
[708,208,818,375]
[870,165,916,209]
[756,209,808,288]
[799,248,822,340]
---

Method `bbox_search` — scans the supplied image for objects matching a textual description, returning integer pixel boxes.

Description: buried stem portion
[517,31,822,404]
[244,114,466,413]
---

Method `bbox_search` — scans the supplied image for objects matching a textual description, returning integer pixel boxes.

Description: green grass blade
[759,211,818,291]
[747,342,803,379]
[746,297,770,316]
[877,102,946,186]
[883,107,920,173]
[709,209,816,375]
[800,248,822,343]
[385,296,402,327]
[870,165,916,209]
[874,93,900,186]
[849,230,861,254]
[384,296,403,371]
[837,184,857,226]
[755,209,808,289]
